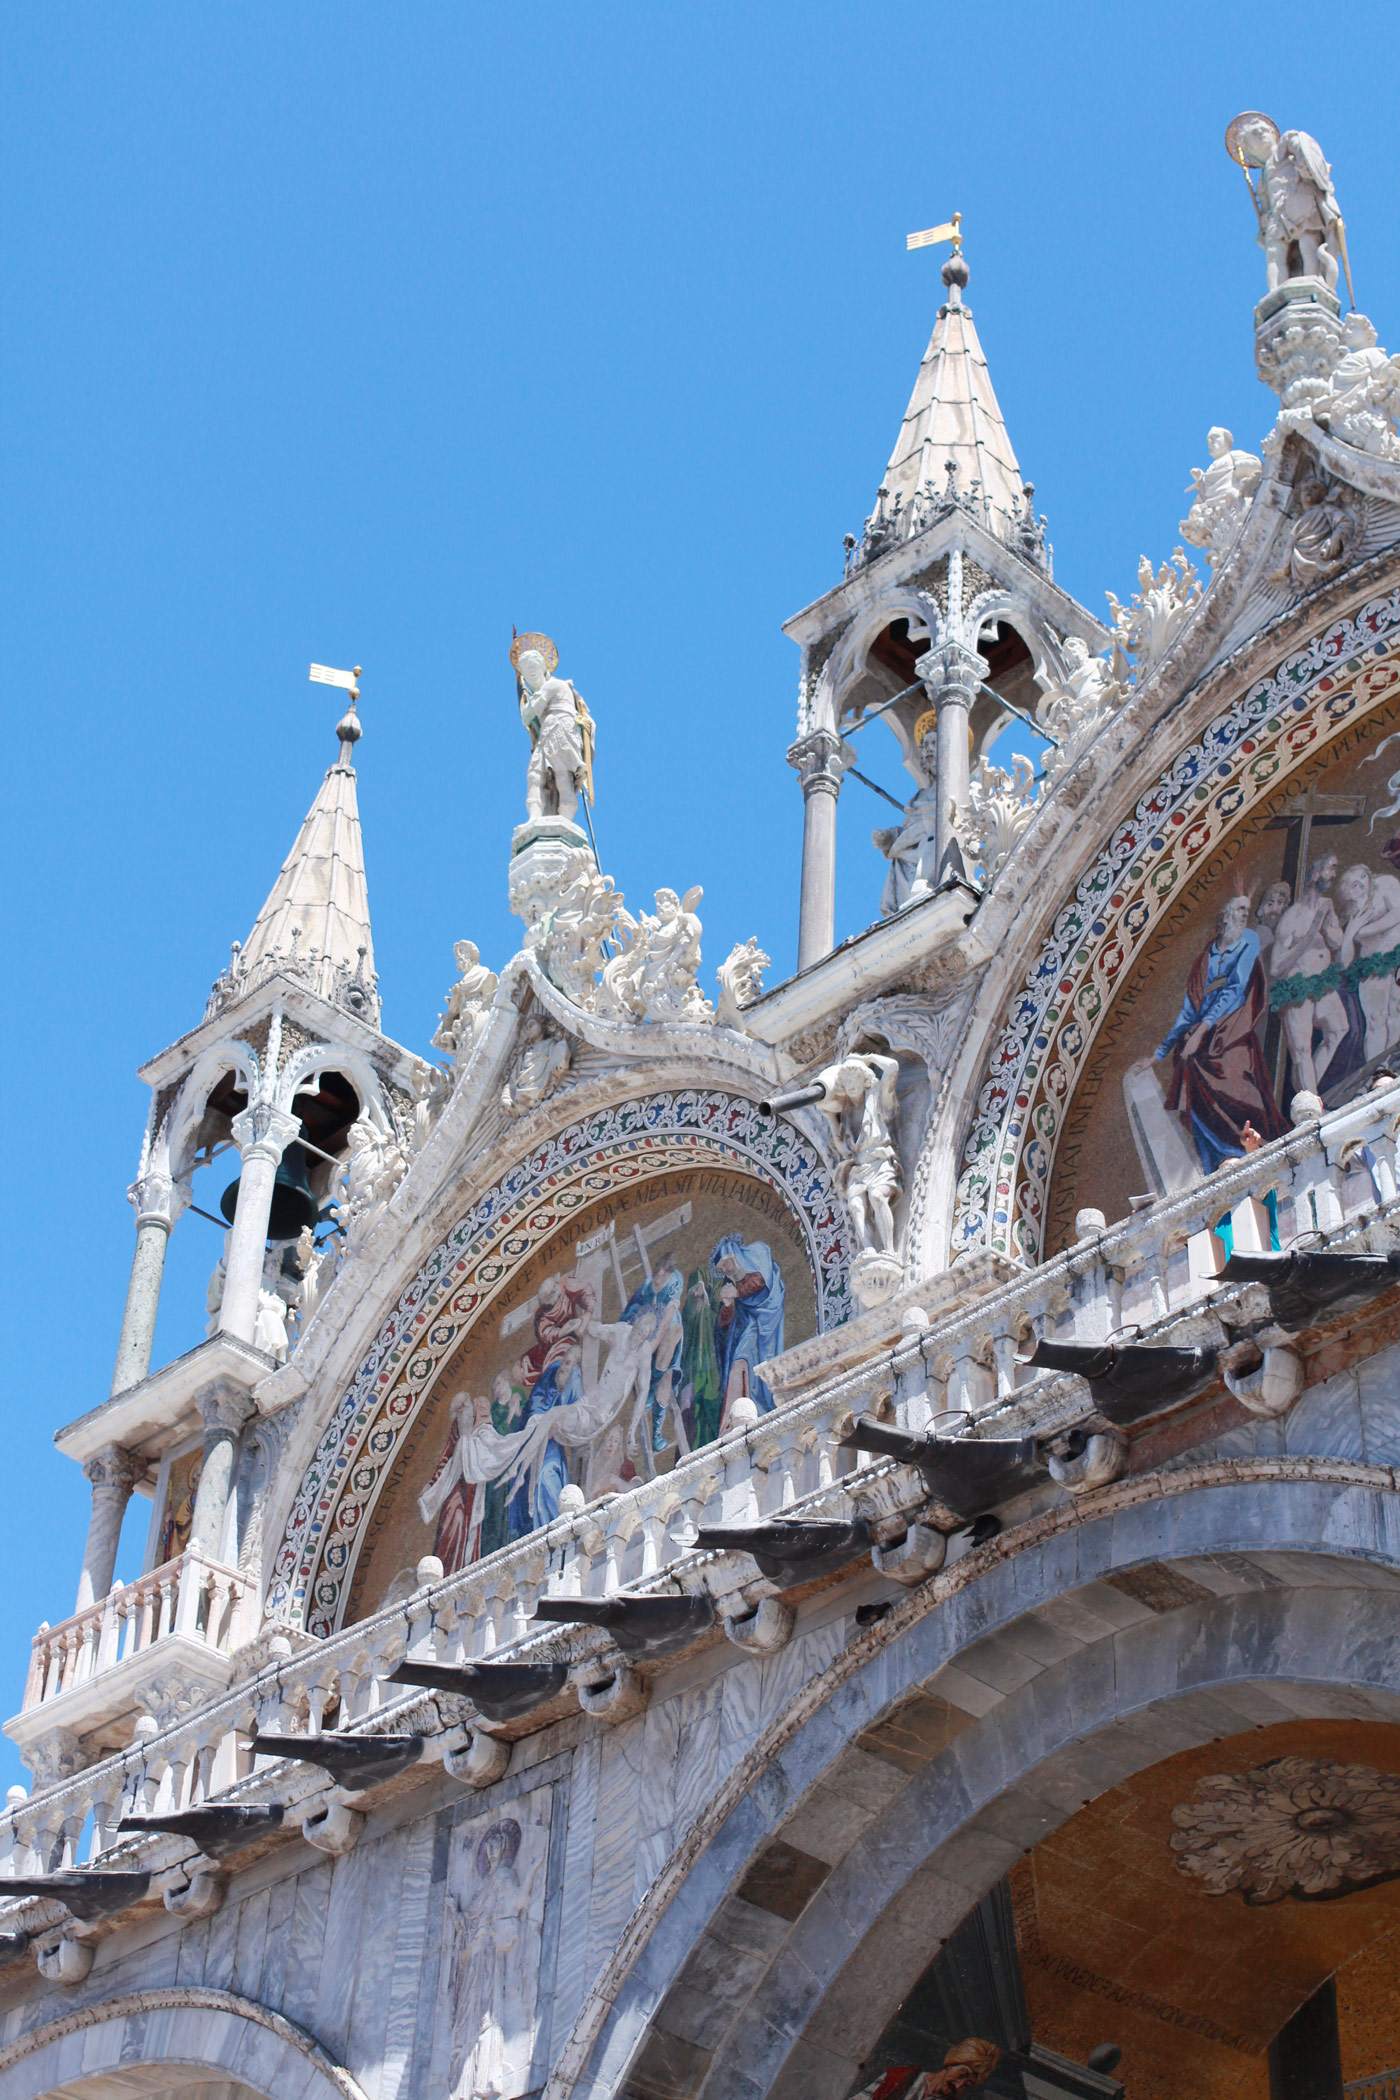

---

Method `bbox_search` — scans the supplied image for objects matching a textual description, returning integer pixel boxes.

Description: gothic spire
[871,250,1029,550]
[212,689,380,1027]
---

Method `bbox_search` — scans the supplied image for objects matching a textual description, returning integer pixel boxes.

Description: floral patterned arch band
[267,1088,852,1633]
[954,588,1400,1263]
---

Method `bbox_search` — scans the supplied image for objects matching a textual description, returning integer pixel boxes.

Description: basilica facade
[4,113,1400,2100]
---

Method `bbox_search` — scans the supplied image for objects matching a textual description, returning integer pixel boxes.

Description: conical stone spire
[867,251,1030,553]
[207,700,380,1027]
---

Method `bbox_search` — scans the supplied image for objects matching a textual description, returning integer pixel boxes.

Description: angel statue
[1227,112,1343,297]
[598,886,713,1024]
[511,630,596,828]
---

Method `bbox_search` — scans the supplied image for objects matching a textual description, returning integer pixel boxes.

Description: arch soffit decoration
[267,1087,854,1634]
[0,1988,371,2100]
[950,584,1400,1264]
[550,1462,1400,2100]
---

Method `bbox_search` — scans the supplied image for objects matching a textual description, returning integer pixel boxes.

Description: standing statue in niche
[807,1051,903,1306]
[1227,112,1343,295]
[873,712,943,915]
[511,631,596,828]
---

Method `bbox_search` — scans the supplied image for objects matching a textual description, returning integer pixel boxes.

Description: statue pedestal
[1255,278,1345,411]
[509,820,594,942]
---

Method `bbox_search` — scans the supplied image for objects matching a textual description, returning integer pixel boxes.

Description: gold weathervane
[906,211,963,255]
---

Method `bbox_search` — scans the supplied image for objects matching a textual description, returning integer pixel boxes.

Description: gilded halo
[1224,111,1280,166]
[509,630,560,675]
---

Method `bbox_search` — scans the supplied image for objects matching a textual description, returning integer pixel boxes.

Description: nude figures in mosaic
[1230,113,1342,295]
[512,631,596,827]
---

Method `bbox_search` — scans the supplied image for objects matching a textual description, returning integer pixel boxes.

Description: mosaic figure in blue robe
[710,1234,785,1415]
[621,1260,685,1452]
[506,1346,583,1538]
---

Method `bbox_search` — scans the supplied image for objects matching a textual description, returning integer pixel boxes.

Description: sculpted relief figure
[336,1116,407,1251]
[511,631,596,828]
[597,885,714,1024]
[1180,426,1263,565]
[502,1014,571,1114]
[535,848,623,1005]
[716,934,771,1028]
[1230,112,1342,295]
[1036,635,1122,784]
[811,1052,902,1259]
[1317,312,1400,460]
[874,712,942,915]
[432,939,499,1064]
[1285,475,1362,591]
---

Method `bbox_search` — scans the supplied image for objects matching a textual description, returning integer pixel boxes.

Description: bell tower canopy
[220,669,379,1029]
[875,249,1028,548]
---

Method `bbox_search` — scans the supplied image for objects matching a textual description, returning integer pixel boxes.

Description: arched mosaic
[267,1088,852,1633]
[954,588,1400,1263]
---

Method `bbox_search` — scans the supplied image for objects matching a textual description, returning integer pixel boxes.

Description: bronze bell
[219,1141,319,1242]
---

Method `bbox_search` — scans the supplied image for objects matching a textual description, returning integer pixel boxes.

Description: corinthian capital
[229,1102,301,1162]
[786,728,854,797]
[914,640,988,706]
[127,1170,189,1228]
[83,1443,142,1496]
[196,1378,258,1439]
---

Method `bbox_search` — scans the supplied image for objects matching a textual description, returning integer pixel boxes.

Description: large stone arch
[949,587,1400,1266]
[266,1086,853,1633]
[0,1988,370,2100]
[550,1463,1400,2100]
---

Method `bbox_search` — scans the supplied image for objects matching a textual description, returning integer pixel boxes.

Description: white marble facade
[6,107,1400,2100]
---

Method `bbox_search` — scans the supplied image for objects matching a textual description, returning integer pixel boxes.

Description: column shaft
[789,730,850,971]
[75,1447,140,1613]
[111,1215,171,1396]
[188,1383,255,1562]
[219,1107,300,1346]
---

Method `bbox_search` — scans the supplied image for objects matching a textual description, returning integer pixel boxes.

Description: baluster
[29,1625,54,1707]
[137,1578,157,1654]
[174,1554,203,1639]
[95,1583,124,1671]
[87,1793,119,1861]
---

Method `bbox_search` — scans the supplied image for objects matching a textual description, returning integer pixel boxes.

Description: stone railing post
[74,1445,142,1614]
[788,728,853,970]
[111,1171,188,1396]
[914,639,987,877]
[219,1105,301,1346]
[188,1381,257,1562]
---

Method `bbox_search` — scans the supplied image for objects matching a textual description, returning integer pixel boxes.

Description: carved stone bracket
[572,1658,648,1723]
[719,1597,794,1656]
[34,1934,94,1986]
[299,1796,365,1856]
[872,1521,948,1585]
[441,1728,512,1790]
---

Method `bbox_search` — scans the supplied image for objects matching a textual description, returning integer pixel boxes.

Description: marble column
[75,1445,142,1613]
[110,1172,186,1397]
[218,1105,301,1347]
[188,1379,257,1562]
[915,640,986,878]
[788,728,852,971]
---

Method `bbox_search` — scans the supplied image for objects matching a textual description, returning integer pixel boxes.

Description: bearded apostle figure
[1154,893,1286,1173]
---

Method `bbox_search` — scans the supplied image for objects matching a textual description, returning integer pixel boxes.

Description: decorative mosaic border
[267,1089,852,1633]
[954,589,1400,1263]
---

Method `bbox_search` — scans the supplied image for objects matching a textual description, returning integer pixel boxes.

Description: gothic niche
[1046,695,1400,1248]
[345,1169,818,1616]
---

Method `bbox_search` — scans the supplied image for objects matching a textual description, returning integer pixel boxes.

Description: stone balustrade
[2,1079,1397,1911]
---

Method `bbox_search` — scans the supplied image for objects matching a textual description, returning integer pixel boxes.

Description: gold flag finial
[907,211,962,255]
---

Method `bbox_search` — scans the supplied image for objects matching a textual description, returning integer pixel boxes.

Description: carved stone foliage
[1180,427,1262,567]
[1035,637,1123,785]
[1314,313,1400,460]
[1106,550,1202,675]
[1171,1756,1400,1903]
[509,840,715,1026]
[966,752,1039,879]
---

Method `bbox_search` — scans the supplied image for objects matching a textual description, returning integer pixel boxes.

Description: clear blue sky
[3,2,1397,1789]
